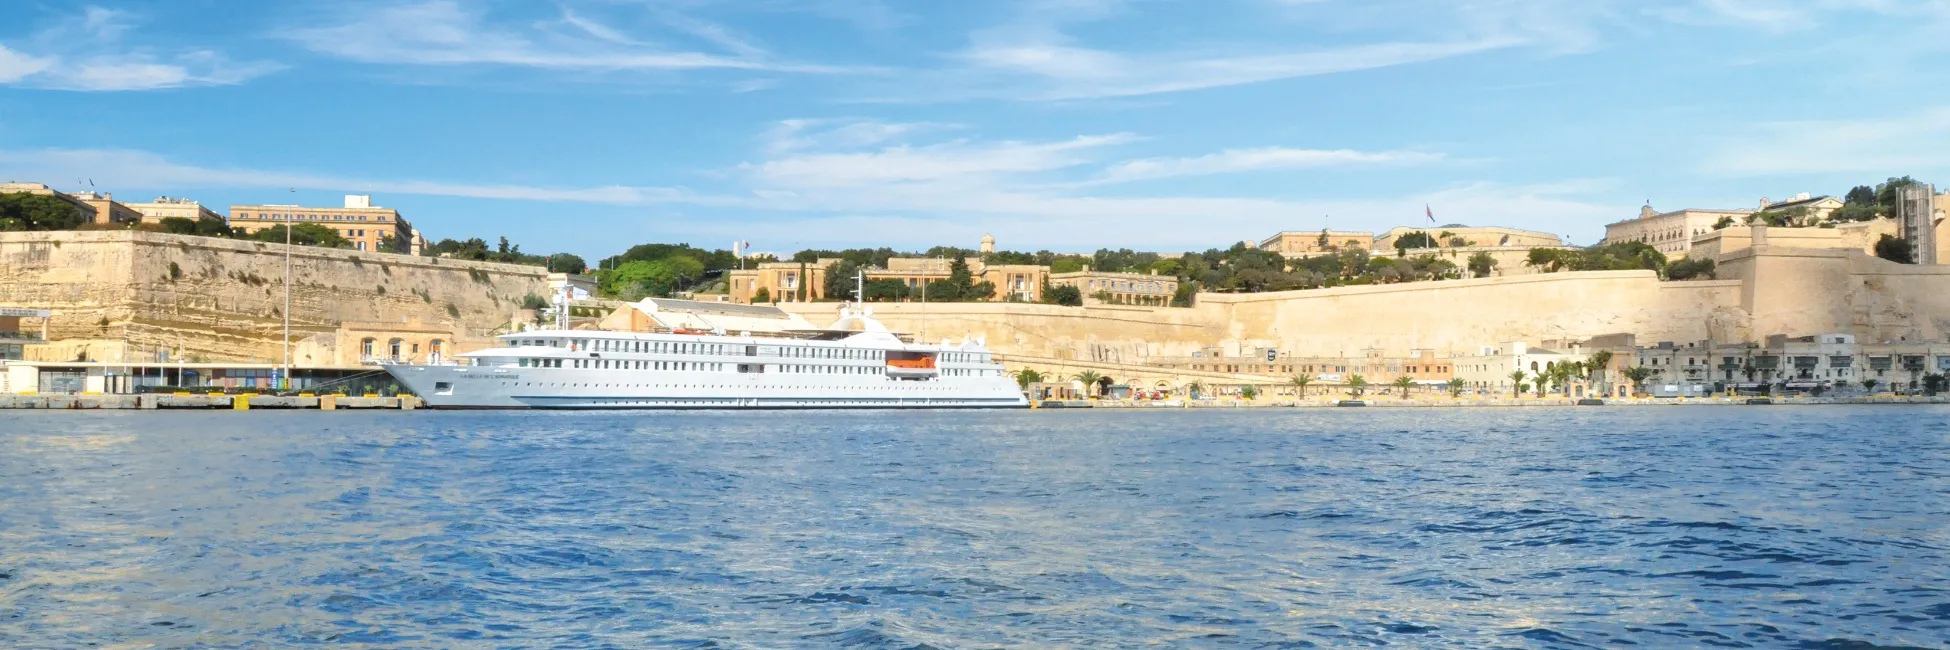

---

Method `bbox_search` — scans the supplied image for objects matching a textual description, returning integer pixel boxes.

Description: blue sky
[3,0,1948,259]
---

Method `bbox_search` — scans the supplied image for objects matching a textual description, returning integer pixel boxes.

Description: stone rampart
[0,231,548,363]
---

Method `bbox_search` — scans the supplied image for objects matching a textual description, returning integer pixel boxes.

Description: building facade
[1896,184,1939,265]
[69,192,145,226]
[230,195,416,253]
[1049,268,1178,306]
[123,196,225,225]
[1603,204,1753,258]
[1259,230,1375,256]
[1373,226,1562,250]
[727,260,834,304]
[1,182,95,225]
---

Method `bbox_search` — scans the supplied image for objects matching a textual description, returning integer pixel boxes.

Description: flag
[1425,204,1435,223]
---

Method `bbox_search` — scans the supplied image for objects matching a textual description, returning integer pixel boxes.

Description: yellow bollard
[233,395,250,410]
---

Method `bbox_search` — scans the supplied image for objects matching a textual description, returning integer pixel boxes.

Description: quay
[1058,395,1950,408]
[0,393,422,410]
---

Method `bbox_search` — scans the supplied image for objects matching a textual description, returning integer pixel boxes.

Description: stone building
[726,260,834,304]
[1,182,95,223]
[1602,204,1753,258]
[1451,340,1608,396]
[1259,230,1374,255]
[1049,267,1177,306]
[70,192,145,226]
[123,196,225,225]
[1372,225,1562,250]
[230,194,417,253]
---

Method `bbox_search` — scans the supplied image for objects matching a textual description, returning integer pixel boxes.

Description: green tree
[863,278,910,302]
[1239,384,1260,400]
[546,254,587,274]
[604,256,705,298]
[1623,366,1655,395]
[1393,231,1437,253]
[1534,371,1551,397]
[752,286,771,303]
[1289,374,1313,399]
[0,192,91,231]
[1446,377,1466,398]
[1012,368,1044,389]
[1587,350,1614,396]
[247,223,351,248]
[1467,251,1497,278]
[1508,370,1527,398]
[1861,378,1879,394]
[823,260,862,302]
[1041,283,1083,306]
[1666,257,1716,280]
[1347,374,1368,397]
[1923,373,1945,396]
[1391,375,1416,399]
[1875,235,1914,264]
[1074,370,1104,397]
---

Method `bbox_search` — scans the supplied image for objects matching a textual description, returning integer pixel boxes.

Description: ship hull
[381,364,1030,410]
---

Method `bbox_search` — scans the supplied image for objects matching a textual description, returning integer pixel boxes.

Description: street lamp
[282,188,293,392]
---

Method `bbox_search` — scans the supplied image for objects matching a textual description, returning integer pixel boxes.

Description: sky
[3,0,1949,260]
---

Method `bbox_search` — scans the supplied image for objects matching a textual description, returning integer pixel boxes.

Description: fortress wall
[777,301,1226,365]
[0,231,548,363]
[1202,272,1746,357]
[1719,245,1950,344]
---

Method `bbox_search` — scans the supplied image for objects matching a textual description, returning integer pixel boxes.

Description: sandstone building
[230,194,419,254]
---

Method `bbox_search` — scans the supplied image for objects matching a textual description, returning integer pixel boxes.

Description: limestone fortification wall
[1203,272,1749,356]
[0,231,548,363]
[777,301,1227,365]
[782,248,1950,362]
[1718,245,1950,344]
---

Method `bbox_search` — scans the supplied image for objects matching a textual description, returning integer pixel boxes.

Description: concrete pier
[0,394,423,410]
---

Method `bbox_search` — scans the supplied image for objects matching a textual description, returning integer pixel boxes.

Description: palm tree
[1623,366,1654,396]
[1587,350,1614,395]
[1534,370,1550,397]
[1347,375,1368,397]
[1508,370,1527,398]
[1074,370,1103,398]
[1011,368,1043,389]
[1391,375,1416,399]
[1446,377,1467,398]
[1861,378,1879,394]
[1289,373,1314,399]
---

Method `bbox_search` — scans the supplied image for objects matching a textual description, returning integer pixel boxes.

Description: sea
[1,407,1946,648]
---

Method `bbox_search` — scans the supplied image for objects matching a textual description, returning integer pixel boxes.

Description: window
[388,338,404,360]
[361,338,375,358]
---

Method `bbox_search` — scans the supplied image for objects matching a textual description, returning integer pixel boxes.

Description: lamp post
[282,188,293,392]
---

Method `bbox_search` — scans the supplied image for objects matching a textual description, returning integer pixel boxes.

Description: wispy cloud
[284,0,862,75]
[0,148,722,206]
[0,6,279,91]
[1093,148,1447,184]
[1701,107,1950,176]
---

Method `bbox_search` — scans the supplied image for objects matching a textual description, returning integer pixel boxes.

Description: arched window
[389,338,404,361]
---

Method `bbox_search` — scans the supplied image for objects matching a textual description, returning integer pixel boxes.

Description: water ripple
[1,407,1947,647]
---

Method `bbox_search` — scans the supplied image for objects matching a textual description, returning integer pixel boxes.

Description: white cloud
[1702,107,1950,176]
[0,7,279,91]
[0,46,54,83]
[284,0,858,74]
[0,148,722,206]
[762,119,960,154]
[745,132,1139,188]
[1095,147,1446,184]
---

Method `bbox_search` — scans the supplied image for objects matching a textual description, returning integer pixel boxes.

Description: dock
[0,394,422,410]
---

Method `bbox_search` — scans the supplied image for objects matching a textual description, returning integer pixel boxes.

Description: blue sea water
[1,407,1947,648]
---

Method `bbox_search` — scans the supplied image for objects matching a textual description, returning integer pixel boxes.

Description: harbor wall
[0,231,548,364]
[784,246,1950,361]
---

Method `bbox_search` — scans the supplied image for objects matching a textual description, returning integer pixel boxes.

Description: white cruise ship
[380,298,1027,410]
